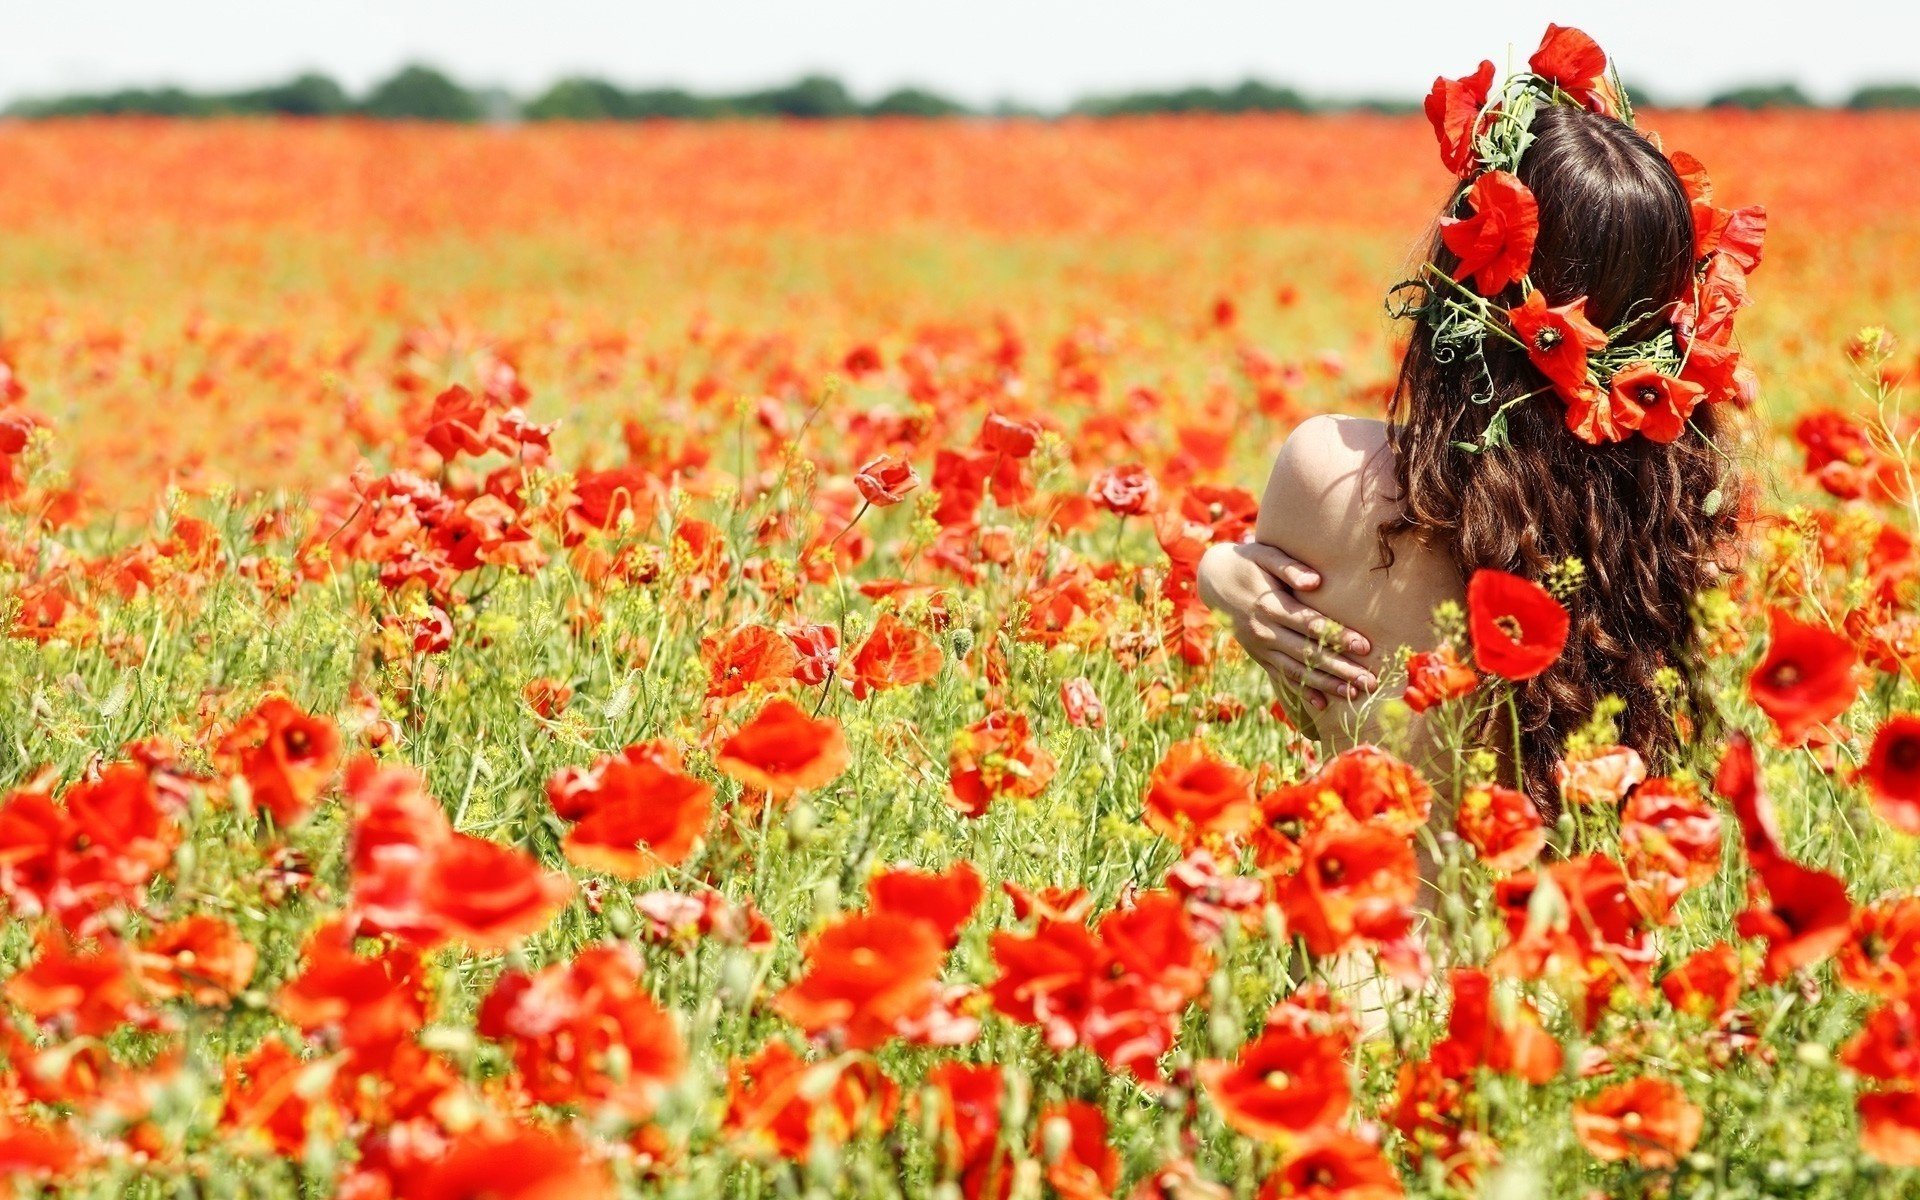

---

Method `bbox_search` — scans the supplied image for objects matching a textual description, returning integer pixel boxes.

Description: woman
[1197,27,1755,816]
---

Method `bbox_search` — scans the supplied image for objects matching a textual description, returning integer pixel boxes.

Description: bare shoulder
[1255,414,1401,553]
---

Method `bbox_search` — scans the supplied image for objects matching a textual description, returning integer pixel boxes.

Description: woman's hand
[1196,541,1377,711]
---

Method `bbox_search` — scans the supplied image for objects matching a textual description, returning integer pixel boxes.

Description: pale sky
[1,1,1913,109]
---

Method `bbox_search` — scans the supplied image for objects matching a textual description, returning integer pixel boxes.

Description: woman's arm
[1196,540,1376,713]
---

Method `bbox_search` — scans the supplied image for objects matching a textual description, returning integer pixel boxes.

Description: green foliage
[359,63,483,122]
[1708,82,1816,110]
[1848,83,1920,110]
[1073,78,1310,117]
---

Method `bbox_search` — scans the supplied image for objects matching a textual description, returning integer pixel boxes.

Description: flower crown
[1391,24,1767,451]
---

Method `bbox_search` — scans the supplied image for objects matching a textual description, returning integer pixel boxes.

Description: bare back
[1252,414,1465,754]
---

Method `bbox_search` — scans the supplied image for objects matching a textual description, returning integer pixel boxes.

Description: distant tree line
[9,63,1920,121]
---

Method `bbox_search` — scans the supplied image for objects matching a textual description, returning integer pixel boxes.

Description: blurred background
[7,0,1920,118]
[3,1,1916,506]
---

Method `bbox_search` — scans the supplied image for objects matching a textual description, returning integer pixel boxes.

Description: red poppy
[1736,853,1852,981]
[1572,1077,1703,1168]
[1441,171,1539,296]
[1865,713,1920,833]
[418,832,571,951]
[1527,24,1616,114]
[854,453,921,506]
[724,1040,898,1162]
[784,622,841,685]
[1606,363,1705,444]
[919,1061,1005,1178]
[1842,996,1920,1082]
[403,1125,616,1200]
[1197,1019,1351,1139]
[1259,1132,1403,1200]
[1746,609,1859,745]
[1839,897,1920,998]
[868,860,985,946]
[1466,568,1569,680]
[1507,290,1607,403]
[135,914,257,1005]
[1425,59,1495,177]
[1660,941,1742,1020]
[478,945,685,1116]
[1143,739,1255,846]
[0,1116,80,1187]
[1455,784,1546,871]
[1715,733,1784,861]
[220,1038,318,1158]
[1402,644,1477,713]
[1284,823,1420,956]
[1439,967,1562,1084]
[5,928,141,1037]
[715,696,850,798]
[557,743,714,878]
[1089,463,1160,516]
[1620,777,1724,914]
[1860,1089,1920,1168]
[701,624,800,701]
[276,919,428,1063]
[1099,891,1213,1010]
[847,613,942,699]
[1034,1102,1121,1200]
[217,696,342,827]
[949,710,1057,817]
[773,910,946,1049]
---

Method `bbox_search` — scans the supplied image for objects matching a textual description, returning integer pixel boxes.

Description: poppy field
[6,109,1920,1199]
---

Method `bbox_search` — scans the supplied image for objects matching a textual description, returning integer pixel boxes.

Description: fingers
[1261,663,1330,712]
[1239,542,1322,592]
[1241,620,1370,697]
[1252,588,1372,659]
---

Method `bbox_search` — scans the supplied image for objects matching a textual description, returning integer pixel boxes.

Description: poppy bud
[811,878,840,923]
[1039,1114,1074,1164]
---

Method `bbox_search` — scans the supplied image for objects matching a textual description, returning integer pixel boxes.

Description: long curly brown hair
[1380,104,1742,814]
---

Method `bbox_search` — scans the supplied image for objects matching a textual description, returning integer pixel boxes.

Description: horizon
[6,0,1918,111]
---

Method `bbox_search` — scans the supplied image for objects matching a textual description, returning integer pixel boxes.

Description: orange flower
[556,742,714,878]
[715,696,850,798]
[1198,1019,1351,1140]
[701,623,800,701]
[1571,1077,1703,1168]
[1660,941,1743,1020]
[1440,171,1539,296]
[1466,569,1569,681]
[217,696,342,827]
[418,832,571,952]
[135,914,257,1005]
[723,1040,899,1162]
[1144,739,1255,846]
[1746,609,1859,745]
[1258,1131,1403,1200]
[1620,777,1723,914]
[948,710,1057,817]
[868,860,985,946]
[773,910,946,1049]
[1455,784,1546,872]
[1401,645,1477,713]
[5,927,142,1037]
[478,945,685,1116]
[1864,713,1920,833]
[846,613,942,698]
[1555,744,1647,808]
